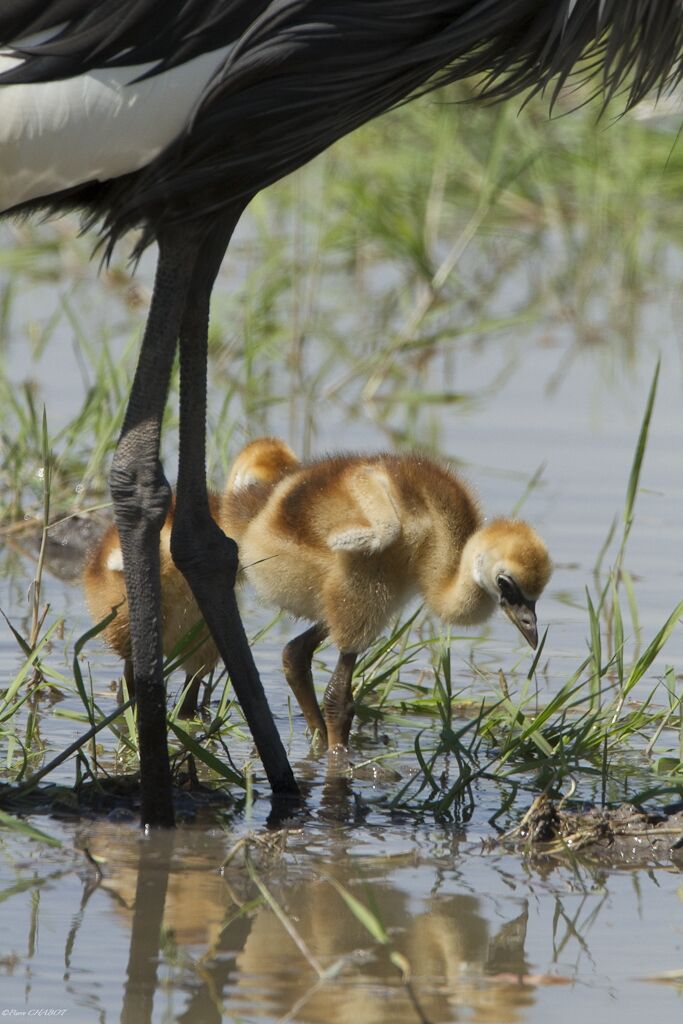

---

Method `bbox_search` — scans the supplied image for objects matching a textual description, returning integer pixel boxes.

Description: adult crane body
[1,1,681,827]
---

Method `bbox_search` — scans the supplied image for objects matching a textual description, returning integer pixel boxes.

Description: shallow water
[1,207,683,1021]
[2,778,683,1023]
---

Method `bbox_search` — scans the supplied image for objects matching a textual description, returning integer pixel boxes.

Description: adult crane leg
[110,229,201,828]
[170,208,299,799]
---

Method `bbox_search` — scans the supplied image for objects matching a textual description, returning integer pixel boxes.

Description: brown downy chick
[225,436,300,493]
[83,437,299,717]
[223,448,551,749]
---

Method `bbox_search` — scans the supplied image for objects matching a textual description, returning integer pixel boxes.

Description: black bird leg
[110,228,200,828]
[170,209,299,798]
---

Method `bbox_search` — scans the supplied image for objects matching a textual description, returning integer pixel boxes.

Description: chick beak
[501,598,538,649]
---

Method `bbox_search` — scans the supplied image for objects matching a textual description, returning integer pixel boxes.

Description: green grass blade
[0,810,62,848]
[168,721,245,788]
[622,599,683,698]
[623,358,659,531]
[326,876,390,946]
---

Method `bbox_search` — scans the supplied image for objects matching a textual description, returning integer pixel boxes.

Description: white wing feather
[0,44,233,212]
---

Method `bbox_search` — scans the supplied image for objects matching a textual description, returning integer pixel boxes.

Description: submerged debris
[4,509,111,581]
[0,773,238,824]
[498,795,683,869]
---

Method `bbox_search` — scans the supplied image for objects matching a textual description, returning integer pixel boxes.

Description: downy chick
[223,447,551,748]
[83,437,298,716]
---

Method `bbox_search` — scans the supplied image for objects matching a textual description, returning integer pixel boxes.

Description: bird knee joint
[171,516,239,587]
[109,457,171,532]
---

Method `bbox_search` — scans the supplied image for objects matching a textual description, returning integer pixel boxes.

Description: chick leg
[178,673,202,719]
[123,657,200,720]
[323,651,358,748]
[282,623,328,742]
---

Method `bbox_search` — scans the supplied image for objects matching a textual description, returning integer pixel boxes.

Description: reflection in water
[82,822,536,1024]
[5,800,683,1022]
[231,890,533,1024]
[119,834,173,1024]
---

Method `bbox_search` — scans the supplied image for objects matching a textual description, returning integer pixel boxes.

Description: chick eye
[497,575,519,603]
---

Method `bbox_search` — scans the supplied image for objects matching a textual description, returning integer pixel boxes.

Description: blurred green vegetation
[2,83,682,520]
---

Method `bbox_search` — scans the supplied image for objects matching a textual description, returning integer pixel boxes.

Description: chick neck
[424,530,498,627]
